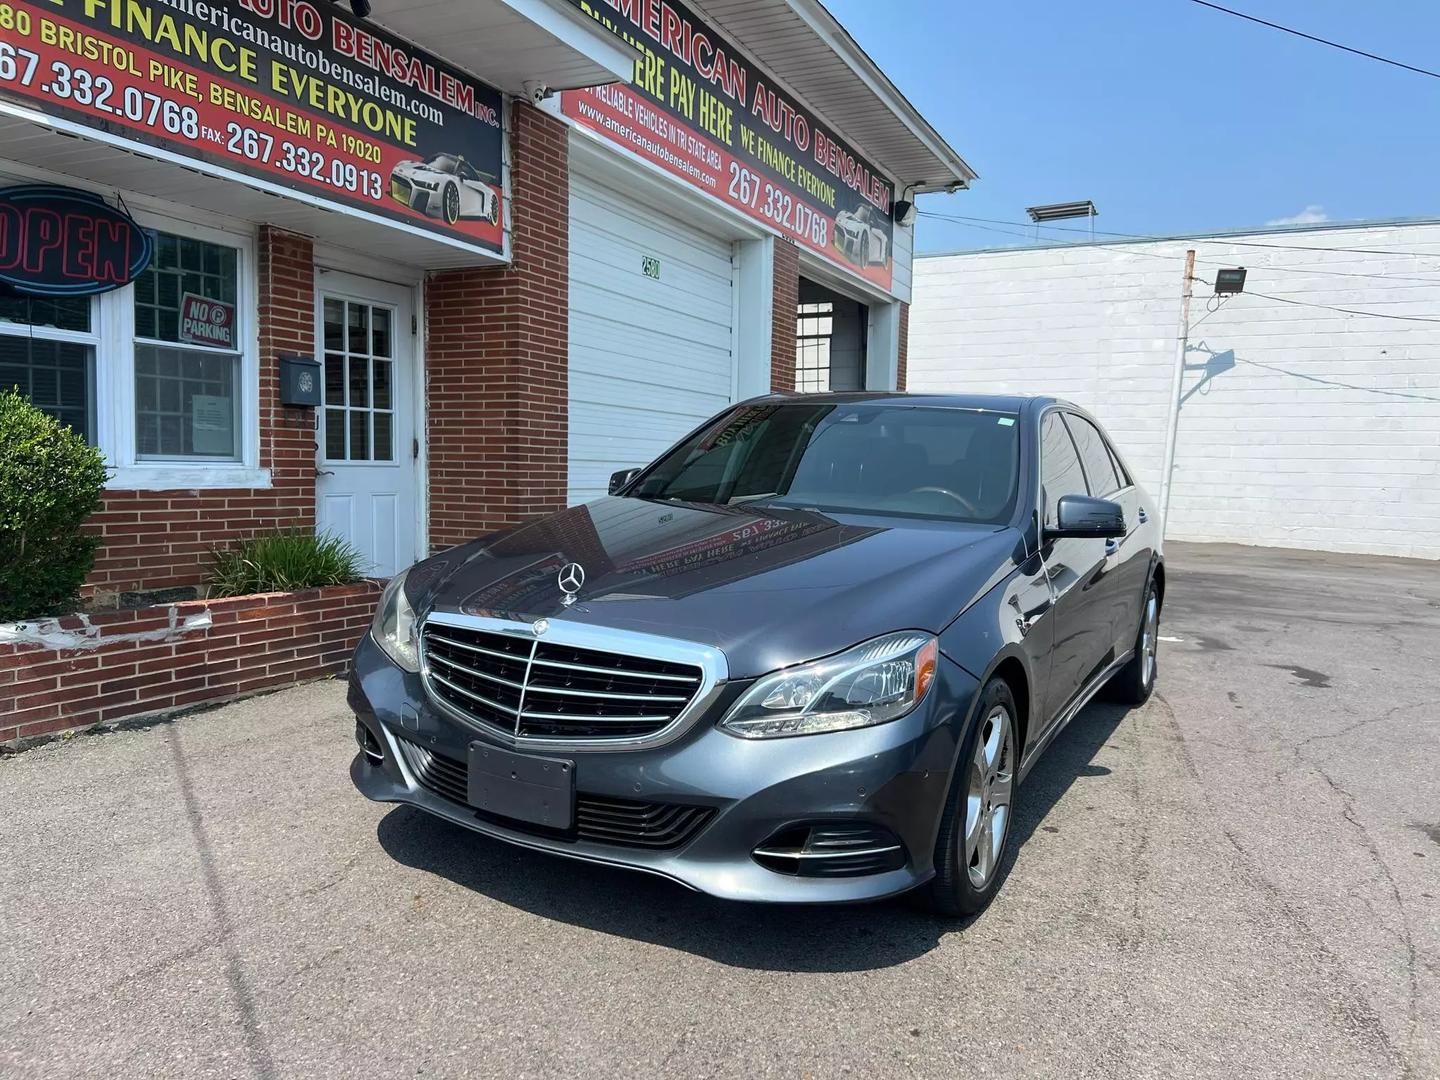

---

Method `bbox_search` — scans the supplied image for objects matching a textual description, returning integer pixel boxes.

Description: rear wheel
[1109,578,1159,704]
[927,678,1018,917]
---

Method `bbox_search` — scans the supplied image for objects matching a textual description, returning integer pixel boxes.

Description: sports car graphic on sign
[390,154,500,227]
[834,204,890,268]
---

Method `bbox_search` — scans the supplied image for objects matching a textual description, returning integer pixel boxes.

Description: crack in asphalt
[1125,713,1152,955]
[1311,763,1422,1078]
[0,938,222,1038]
[1278,691,1428,1071]
[166,726,277,1080]
[1150,691,1412,1079]
[1293,699,1432,753]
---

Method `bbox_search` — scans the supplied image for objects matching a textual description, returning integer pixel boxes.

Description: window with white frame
[0,209,257,486]
[795,301,834,393]
[0,294,97,441]
[133,233,242,460]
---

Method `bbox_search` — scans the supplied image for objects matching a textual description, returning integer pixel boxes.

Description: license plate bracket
[467,743,574,830]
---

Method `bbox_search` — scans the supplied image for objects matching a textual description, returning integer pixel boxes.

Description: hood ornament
[557,562,585,607]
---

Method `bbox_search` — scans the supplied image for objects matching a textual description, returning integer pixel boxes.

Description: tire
[487,197,500,226]
[1109,577,1159,705]
[442,182,460,225]
[860,235,871,267]
[927,677,1019,917]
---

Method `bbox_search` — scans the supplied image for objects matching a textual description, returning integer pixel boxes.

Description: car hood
[409,498,1022,679]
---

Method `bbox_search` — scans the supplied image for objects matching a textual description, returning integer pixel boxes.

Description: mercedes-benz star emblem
[532,619,550,637]
[557,563,586,607]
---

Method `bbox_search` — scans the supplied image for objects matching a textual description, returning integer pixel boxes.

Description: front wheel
[442,182,460,225]
[1109,578,1159,704]
[927,678,1019,917]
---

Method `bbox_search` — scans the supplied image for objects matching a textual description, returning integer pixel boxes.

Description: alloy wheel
[964,704,1015,889]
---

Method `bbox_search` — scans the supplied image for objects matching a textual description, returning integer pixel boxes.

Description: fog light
[753,823,905,877]
[355,720,384,763]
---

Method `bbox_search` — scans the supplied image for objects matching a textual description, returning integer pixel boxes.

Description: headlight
[371,569,420,672]
[719,632,939,739]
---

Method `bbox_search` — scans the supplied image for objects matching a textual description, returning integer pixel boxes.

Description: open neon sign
[0,186,153,297]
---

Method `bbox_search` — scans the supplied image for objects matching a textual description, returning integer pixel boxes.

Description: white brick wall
[909,222,1440,559]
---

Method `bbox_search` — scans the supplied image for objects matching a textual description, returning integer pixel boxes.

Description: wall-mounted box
[279,354,322,407]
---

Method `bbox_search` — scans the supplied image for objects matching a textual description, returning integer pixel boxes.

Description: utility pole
[1157,249,1196,534]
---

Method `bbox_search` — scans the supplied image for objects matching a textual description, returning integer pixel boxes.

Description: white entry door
[315,275,418,577]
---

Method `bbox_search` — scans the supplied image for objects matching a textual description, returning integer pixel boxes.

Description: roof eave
[784,0,978,188]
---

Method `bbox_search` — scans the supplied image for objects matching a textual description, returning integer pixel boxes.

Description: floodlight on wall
[1214,268,1248,295]
[893,200,916,227]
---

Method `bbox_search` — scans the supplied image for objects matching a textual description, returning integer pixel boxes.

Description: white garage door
[568,174,736,504]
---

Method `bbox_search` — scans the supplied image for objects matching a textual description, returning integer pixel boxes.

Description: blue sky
[822,0,1440,252]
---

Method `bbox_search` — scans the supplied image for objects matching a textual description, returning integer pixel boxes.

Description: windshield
[631,402,1021,524]
[426,154,461,173]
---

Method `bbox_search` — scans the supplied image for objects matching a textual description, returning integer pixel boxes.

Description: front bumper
[391,177,437,216]
[348,632,977,903]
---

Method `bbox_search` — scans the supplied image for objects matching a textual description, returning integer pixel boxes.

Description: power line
[918,212,1186,263]
[1188,0,1440,81]
[917,210,1440,281]
[915,212,1440,325]
[1244,290,1440,324]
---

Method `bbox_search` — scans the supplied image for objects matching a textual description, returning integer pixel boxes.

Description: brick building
[0,0,974,599]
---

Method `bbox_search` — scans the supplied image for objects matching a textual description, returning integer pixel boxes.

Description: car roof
[751,391,1059,413]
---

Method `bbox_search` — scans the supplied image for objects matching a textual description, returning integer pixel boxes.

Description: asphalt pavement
[2,541,1437,1079]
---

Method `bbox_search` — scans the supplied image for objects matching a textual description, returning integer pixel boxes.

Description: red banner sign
[0,0,505,254]
[562,0,895,291]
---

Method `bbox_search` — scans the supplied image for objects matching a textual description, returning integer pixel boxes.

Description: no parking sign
[179,293,236,350]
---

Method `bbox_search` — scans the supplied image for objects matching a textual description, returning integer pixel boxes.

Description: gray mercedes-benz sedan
[349,393,1164,915]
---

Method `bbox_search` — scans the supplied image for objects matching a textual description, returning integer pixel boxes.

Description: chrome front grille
[397,738,714,850]
[421,617,709,743]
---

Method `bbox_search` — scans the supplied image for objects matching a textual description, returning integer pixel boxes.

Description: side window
[1041,412,1087,526]
[1064,415,1122,497]
[1107,441,1131,489]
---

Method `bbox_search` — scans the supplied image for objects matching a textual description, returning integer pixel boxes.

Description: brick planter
[0,582,380,748]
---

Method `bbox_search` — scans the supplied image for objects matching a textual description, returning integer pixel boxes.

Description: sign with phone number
[0,0,505,255]
[563,0,896,291]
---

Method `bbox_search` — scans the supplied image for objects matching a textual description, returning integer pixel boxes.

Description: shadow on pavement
[376,699,1133,973]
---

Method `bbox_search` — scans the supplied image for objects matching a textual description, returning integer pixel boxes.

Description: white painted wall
[891,220,915,305]
[909,221,1440,559]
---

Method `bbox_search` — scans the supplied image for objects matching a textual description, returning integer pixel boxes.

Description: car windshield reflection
[630,401,1022,524]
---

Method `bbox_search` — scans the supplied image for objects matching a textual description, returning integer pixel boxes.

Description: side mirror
[1047,494,1126,540]
[608,467,641,495]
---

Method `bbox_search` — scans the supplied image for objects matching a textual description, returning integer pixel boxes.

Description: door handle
[316,468,335,477]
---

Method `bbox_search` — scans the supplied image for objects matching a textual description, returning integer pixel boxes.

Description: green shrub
[0,390,108,622]
[209,530,367,597]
